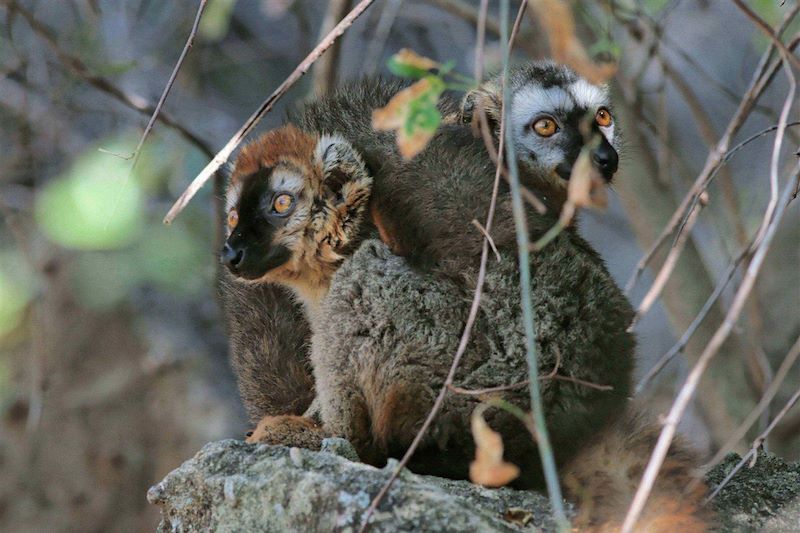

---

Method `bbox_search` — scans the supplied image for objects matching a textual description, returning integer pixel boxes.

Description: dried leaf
[387,48,440,78]
[567,149,608,209]
[372,77,444,159]
[529,0,616,84]
[469,406,520,487]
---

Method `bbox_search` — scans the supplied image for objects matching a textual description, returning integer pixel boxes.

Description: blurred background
[0,0,797,531]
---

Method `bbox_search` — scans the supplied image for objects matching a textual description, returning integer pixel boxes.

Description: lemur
[222,124,709,530]
[218,62,619,422]
[219,64,711,530]
[221,63,620,423]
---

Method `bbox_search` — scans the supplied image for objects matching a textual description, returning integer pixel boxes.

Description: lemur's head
[461,61,619,185]
[221,125,371,293]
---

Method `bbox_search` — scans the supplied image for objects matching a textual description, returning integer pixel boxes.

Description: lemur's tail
[561,409,714,532]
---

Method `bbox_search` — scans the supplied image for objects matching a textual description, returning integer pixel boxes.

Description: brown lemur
[220,63,711,530]
[221,62,636,478]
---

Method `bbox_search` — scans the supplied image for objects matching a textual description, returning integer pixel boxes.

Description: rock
[147,440,562,532]
[707,452,800,532]
[149,440,800,532]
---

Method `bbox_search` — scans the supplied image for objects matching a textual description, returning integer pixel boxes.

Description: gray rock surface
[149,440,800,532]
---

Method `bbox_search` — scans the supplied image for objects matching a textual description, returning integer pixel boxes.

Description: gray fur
[311,236,634,487]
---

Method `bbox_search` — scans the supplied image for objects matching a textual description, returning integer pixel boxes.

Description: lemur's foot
[245,415,328,450]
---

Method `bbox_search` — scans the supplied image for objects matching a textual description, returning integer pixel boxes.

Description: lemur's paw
[245,415,328,450]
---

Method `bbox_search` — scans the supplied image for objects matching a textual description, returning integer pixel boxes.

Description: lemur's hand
[245,415,328,450]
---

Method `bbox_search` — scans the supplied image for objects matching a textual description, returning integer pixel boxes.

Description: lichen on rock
[149,440,800,532]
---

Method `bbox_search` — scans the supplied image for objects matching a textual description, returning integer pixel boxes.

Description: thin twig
[448,347,613,395]
[634,122,800,391]
[8,0,214,158]
[501,0,567,528]
[128,0,208,167]
[705,384,800,504]
[358,4,526,530]
[628,196,704,330]
[731,0,800,72]
[472,219,501,262]
[624,33,798,526]
[163,0,377,224]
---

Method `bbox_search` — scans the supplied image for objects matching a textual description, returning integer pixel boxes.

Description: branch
[634,121,800,392]
[163,0,377,225]
[125,0,209,169]
[624,31,800,293]
[731,0,800,72]
[501,0,567,527]
[8,0,214,158]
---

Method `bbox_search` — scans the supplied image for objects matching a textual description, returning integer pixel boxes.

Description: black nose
[591,141,619,178]
[221,243,244,271]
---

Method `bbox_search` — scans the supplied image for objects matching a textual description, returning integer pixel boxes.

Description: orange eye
[596,107,613,127]
[227,209,238,229]
[272,193,294,215]
[532,117,558,137]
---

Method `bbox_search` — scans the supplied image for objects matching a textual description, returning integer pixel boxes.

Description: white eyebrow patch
[270,168,304,193]
[568,79,608,109]
[511,85,574,128]
[225,180,242,212]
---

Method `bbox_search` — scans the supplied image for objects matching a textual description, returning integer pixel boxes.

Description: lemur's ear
[314,135,372,251]
[316,135,371,199]
[460,82,502,134]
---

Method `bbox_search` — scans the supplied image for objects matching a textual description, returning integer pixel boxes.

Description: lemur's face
[220,126,371,284]
[510,74,618,182]
[461,62,620,184]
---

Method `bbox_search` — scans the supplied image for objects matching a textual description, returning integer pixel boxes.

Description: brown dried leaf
[529,0,616,84]
[372,78,443,159]
[394,48,440,71]
[567,149,608,209]
[469,406,520,487]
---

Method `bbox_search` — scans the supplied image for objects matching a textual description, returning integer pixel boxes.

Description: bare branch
[126,0,209,169]
[163,0,377,225]
[731,0,800,72]
[629,195,704,330]
[8,0,214,158]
